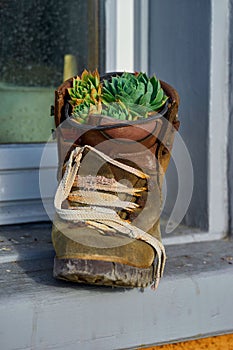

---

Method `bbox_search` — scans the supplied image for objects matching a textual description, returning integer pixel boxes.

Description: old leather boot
[52,73,179,289]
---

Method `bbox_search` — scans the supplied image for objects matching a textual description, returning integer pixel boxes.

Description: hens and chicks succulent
[68,69,167,123]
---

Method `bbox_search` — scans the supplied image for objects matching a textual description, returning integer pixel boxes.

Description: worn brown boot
[52,73,179,289]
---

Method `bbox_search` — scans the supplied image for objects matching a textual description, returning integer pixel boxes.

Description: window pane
[0,0,105,143]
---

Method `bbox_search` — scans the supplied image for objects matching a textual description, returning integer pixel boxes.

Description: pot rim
[64,100,168,132]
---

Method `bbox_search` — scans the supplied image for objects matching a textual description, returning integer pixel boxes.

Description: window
[0,0,230,245]
[0,0,105,144]
[0,0,105,223]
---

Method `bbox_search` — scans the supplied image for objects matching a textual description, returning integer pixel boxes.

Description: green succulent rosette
[68,71,168,123]
[68,69,102,123]
[102,72,168,120]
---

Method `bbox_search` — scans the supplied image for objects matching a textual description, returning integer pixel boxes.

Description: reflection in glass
[0,0,105,142]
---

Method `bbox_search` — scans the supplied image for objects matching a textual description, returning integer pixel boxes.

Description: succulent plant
[101,72,168,120]
[68,69,102,123]
[68,70,168,122]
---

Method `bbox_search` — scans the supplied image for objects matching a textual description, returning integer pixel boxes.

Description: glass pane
[0,0,105,143]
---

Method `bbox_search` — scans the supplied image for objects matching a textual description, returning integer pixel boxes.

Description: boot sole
[53,257,153,288]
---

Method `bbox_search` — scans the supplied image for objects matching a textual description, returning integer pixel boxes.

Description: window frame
[0,0,231,245]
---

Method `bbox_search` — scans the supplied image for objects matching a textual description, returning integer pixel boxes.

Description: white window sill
[0,223,233,350]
